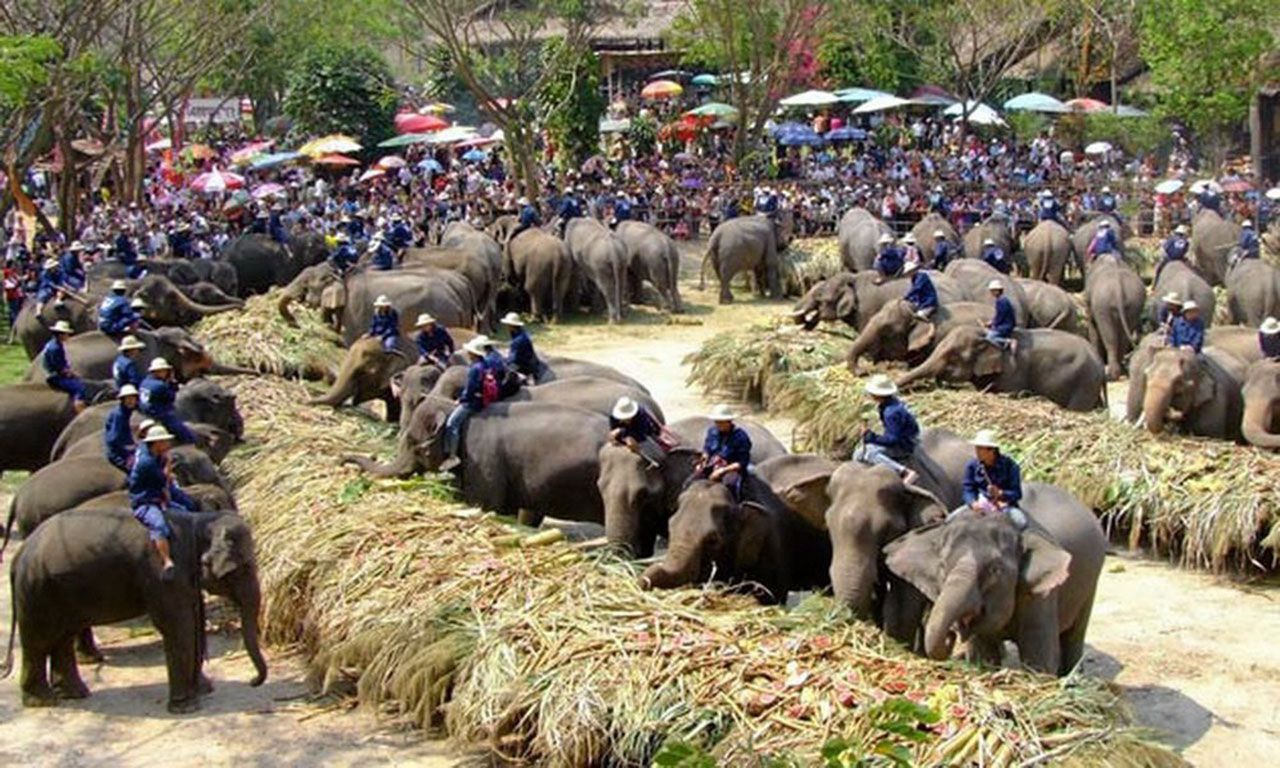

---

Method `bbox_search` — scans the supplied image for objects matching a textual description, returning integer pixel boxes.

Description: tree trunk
[56,133,78,239]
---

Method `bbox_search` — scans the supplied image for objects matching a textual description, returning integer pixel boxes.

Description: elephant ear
[907,319,937,354]
[208,526,240,579]
[834,286,857,322]
[1191,359,1218,409]
[972,342,1004,378]
[1019,531,1072,597]
[883,523,948,602]
[901,484,947,527]
[733,501,773,568]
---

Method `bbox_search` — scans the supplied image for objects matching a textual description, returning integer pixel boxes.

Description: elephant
[0,383,117,475]
[309,336,411,421]
[3,446,227,544]
[129,274,241,327]
[791,271,965,330]
[24,326,237,384]
[897,326,1107,411]
[4,509,265,712]
[13,297,97,359]
[909,213,960,258]
[168,258,241,297]
[503,227,574,322]
[440,221,504,328]
[61,423,236,467]
[1146,261,1215,330]
[1083,259,1145,380]
[401,246,499,331]
[616,220,683,312]
[883,484,1108,676]
[51,378,244,461]
[1241,360,1280,449]
[845,299,993,373]
[219,233,316,295]
[598,416,790,557]
[1021,220,1075,285]
[1015,279,1082,335]
[72,483,236,514]
[1225,259,1280,327]
[962,215,1016,262]
[565,217,629,322]
[943,259,1029,326]
[638,478,831,604]
[1190,208,1242,286]
[345,398,609,528]
[338,267,477,346]
[700,213,792,304]
[1071,215,1127,267]
[1130,346,1246,439]
[181,281,245,309]
[276,263,347,333]
[837,207,892,272]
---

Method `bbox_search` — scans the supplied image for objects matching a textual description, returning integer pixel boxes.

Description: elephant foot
[167,696,201,715]
[22,688,58,708]
[198,674,215,695]
[54,679,91,700]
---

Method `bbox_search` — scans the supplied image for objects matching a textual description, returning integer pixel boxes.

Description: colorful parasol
[297,134,362,157]
[395,112,449,134]
[230,141,274,166]
[311,153,360,167]
[357,168,386,184]
[252,183,287,200]
[641,80,684,100]
[190,167,245,193]
[377,155,407,169]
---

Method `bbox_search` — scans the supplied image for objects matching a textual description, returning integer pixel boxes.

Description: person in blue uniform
[114,231,144,278]
[901,261,938,319]
[955,430,1025,529]
[557,187,583,236]
[34,258,68,315]
[113,334,146,389]
[874,233,904,279]
[59,241,87,290]
[981,237,1010,274]
[854,375,920,483]
[103,384,140,471]
[695,404,752,501]
[441,337,492,471]
[513,197,541,240]
[367,295,401,352]
[168,222,194,259]
[500,312,541,382]
[1169,301,1204,353]
[1086,220,1120,262]
[139,357,196,444]
[329,232,358,274]
[414,313,454,368]
[1097,186,1117,215]
[386,213,414,253]
[1037,190,1063,224]
[1238,220,1260,260]
[986,280,1016,345]
[97,279,141,339]
[368,236,395,271]
[928,185,950,217]
[1260,317,1280,360]
[612,193,633,226]
[1155,224,1190,280]
[609,396,667,467]
[249,212,269,236]
[267,204,289,245]
[1197,186,1221,215]
[41,320,86,410]
[1156,292,1183,334]
[931,230,955,270]
[129,425,197,580]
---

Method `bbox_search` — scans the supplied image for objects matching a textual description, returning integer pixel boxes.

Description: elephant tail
[1,559,15,677]
[1116,302,1136,346]
[699,237,716,291]
[0,495,15,565]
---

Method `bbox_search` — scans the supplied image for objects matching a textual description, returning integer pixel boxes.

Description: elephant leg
[753,264,768,297]
[963,635,1002,667]
[153,602,201,714]
[718,270,734,304]
[20,641,57,707]
[881,577,927,652]
[51,635,90,699]
[516,508,546,528]
[1057,590,1095,676]
[1014,597,1062,675]
[76,627,104,664]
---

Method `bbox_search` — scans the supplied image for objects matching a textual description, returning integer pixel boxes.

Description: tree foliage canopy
[282,42,397,150]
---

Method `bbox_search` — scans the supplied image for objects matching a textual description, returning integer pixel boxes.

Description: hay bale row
[223,375,1182,766]
[782,237,844,294]
[684,322,853,407]
[195,289,344,379]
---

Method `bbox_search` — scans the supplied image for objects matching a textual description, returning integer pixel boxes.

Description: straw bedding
[196,289,344,379]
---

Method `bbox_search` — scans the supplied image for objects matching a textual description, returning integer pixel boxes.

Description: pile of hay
[684,321,853,406]
[195,289,343,379]
[225,376,1183,766]
[782,237,844,294]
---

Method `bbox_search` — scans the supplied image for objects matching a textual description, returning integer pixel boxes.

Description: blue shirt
[867,397,919,455]
[1162,235,1189,261]
[1098,194,1117,213]
[1239,229,1260,258]
[415,326,454,361]
[928,194,950,216]
[36,266,65,302]
[97,293,138,335]
[702,425,752,470]
[139,375,177,417]
[268,213,288,244]
[903,271,938,312]
[113,354,143,389]
[370,309,400,341]
[1169,315,1204,352]
[932,240,954,269]
[370,242,396,271]
[611,406,661,443]
[115,233,137,265]
[387,223,414,250]
[1262,332,1280,360]
[103,403,136,469]
[991,295,1016,338]
[483,349,507,379]
[459,360,487,409]
[874,246,904,277]
[329,244,358,272]
[962,454,1022,506]
[1038,199,1061,221]
[614,199,632,221]
[60,252,85,287]
[982,245,1010,273]
[41,336,71,378]
[169,230,192,259]
[518,205,540,229]
[558,196,582,220]
[1089,228,1119,256]
[128,448,195,510]
[506,329,539,376]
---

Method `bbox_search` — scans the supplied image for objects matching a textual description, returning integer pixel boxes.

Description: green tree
[541,42,605,170]
[283,42,398,152]
[0,35,61,109]
[816,5,920,93]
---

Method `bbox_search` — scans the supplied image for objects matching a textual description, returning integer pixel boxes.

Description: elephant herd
[790,206,1280,447]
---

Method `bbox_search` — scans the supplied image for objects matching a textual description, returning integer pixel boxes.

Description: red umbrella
[312,153,360,167]
[190,167,245,193]
[395,112,449,134]
[1065,98,1109,113]
[1220,178,1253,194]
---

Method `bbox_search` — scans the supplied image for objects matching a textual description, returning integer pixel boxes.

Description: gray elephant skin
[1224,259,1280,326]
[1083,260,1145,380]
[0,383,116,475]
[1015,279,1081,335]
[962,216,1015,262]
[845,299,993,372]
[1021,221,1075,285]
[129,274,241,327]
[26,327,217,384]
[1241,360,1280,449]
[909,213,960,257]
[401,245,499,331]
[440,221,504,328]
[504,227,573,322]
[5,509,265,712]
[838,208,893,272]
[1147,261,1214,329]
[943,260,1029,326]
[1130,346,1246,439]
[884,483,1106,675]
[792,271,965,330]
[13,297,97,359]
[1071,215,1127,266]
[616,220,683,312]
[565,217,628,323]
[1189,209,1241,286]
[219,232,326,295]
[700,214,790,304]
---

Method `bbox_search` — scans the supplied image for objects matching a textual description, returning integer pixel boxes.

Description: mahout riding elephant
[1241,360,1280,449]
[1021,220,1075,285]
[0,383,109,474]
[344,398,609,527]
[845,300,993,373]
[564,217,628,322]
[61,423,235,466]
[791,271,965,330]
[129,274,241,327]
[1146,261,1215,330]
[837,207,892,272]
[638,478,830,603]
[943,259,1029,326]
[1071,214,1128,266]
[87,258,239,298]
[1129,346,1246,439]
[72,483,236,514]
[700,213,792,304]
[4,509,266,712]
[897,326,1107,411]
[1083,259,1145,380]
[309,336,411,421]
[883,483,1107,676]
[25,327,228,384]
[615,220,683,312]
[962,215,1016,261]
[1190,208,1242,286]
[599,416,788,557]
[13,297,97,359]
[1125,326,1264,429]
[401,246,499,331]
[4,446,226,543]
[1015,279,1081,334]
[909,213,960,258]
[341,268,476,346]
[1225,259,1280,327]
[276,263,348,333]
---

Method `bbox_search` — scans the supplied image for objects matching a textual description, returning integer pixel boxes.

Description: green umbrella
[692,74,719,86]
[377,132,433,148]
[686,102,738,119]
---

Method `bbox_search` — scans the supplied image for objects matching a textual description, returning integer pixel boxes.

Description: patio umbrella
[599,118,631,133]
[853,95,910,115]
[357,168,385,184]
[426,126,478,145]
[691,74,718,87]
[378,133,433,148]
[1220,178,1253,194]
[1002,92,1068,114]
[145,138,172,153]
[1084,141,1113,155]
[395,112,449,134]
[230,141,273,166]
[190,167,245,193]
[1066,98,1109,113]
[454,136,497,149]
[249,151,301,171]
[461,149,488,162]
[419,102,455,115]
[252,183,287,200]
[648,70,690,81]
[944,101,1006,127]
[908,85,958,106]
[1266,187,1280,201]
[672,152,697,164]
[641,80,683,100]
[1189,179,1223,195]
[1154,179,1184,195]
[297,134,361,157]
[222,190,251,211]
[834,87,892,104]
[417,158,444,173]
[825,126,868,141]
[774,123,823,147]
[183,143,217,161]
[779,89,839,108]
[685,102,738,119]
[312,153,359,167]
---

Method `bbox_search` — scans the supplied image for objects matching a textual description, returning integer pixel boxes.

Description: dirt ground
[1,246,1277,766]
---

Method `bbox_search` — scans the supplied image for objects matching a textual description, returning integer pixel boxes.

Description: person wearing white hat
[1156,292,1184,336]
[1260,317,1280,360]
[1169,300,1204,353]
[60,241,88,291]
[1037,189,1063,226]
[609,396,667,467]
[139,357,196,444]
[1155,223,1191,280]
[874,233,904,280]
[902,260,938,320]
[980,237,1009,274]
[696,404,752,500]
[931,229,956,270]
[33,256,74,315]
[1097,186,1117,216]
[385,212,415,255]
[368,233,396,271]
[329,231,358,274]
[104,384,142,471]
[113,334,147,388]
[367,295,401,352]
[413,313,454,369]
[1086,219,1120,263]
[441,336,496,469]
[500,312,542,382]
[985,280,1015,346]
[854,375,920,484]
[40,319,87,410]
[927,185,950,217]
[956,430,1026,529]
[1238,219,1260,260]
[97,277,142,339]
[128,425,196,581]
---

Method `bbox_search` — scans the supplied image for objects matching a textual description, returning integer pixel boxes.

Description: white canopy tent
[778,89,840,108]
[852,95,910,115]
[942,101,1006,127]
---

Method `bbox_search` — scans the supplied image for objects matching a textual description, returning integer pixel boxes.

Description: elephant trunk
[640,544,700,591]
[1241,395,1280,448]
[1142,382,1175,434]
[234,572,268,686]
[310,364,358,407]
[897,353,942,390]
[277,289,301,327]
[923,566,982,662]
[176,290,240,319]
[829,553,878,618]
[844,326,880,374]
[342,441,420,479]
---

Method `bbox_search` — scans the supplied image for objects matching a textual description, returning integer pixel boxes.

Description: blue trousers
[381,334,401,353]
[46,374,86,402]
[444,403,478,456]
[154,411,197,444]
[853,443,910,475]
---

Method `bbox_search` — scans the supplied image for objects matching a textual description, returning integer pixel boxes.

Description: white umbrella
[1084,141,1113,155]
[779,89,839,108]
[145,138,172,153]
[943,101,1005,126]
[1266,187,1280,201]
[852,95,910,115]
[1189,179,1223,195]
[1154,179,1183,194]
[427,126,478,145]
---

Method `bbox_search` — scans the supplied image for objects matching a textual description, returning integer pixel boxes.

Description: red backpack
[481,369,500,406]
